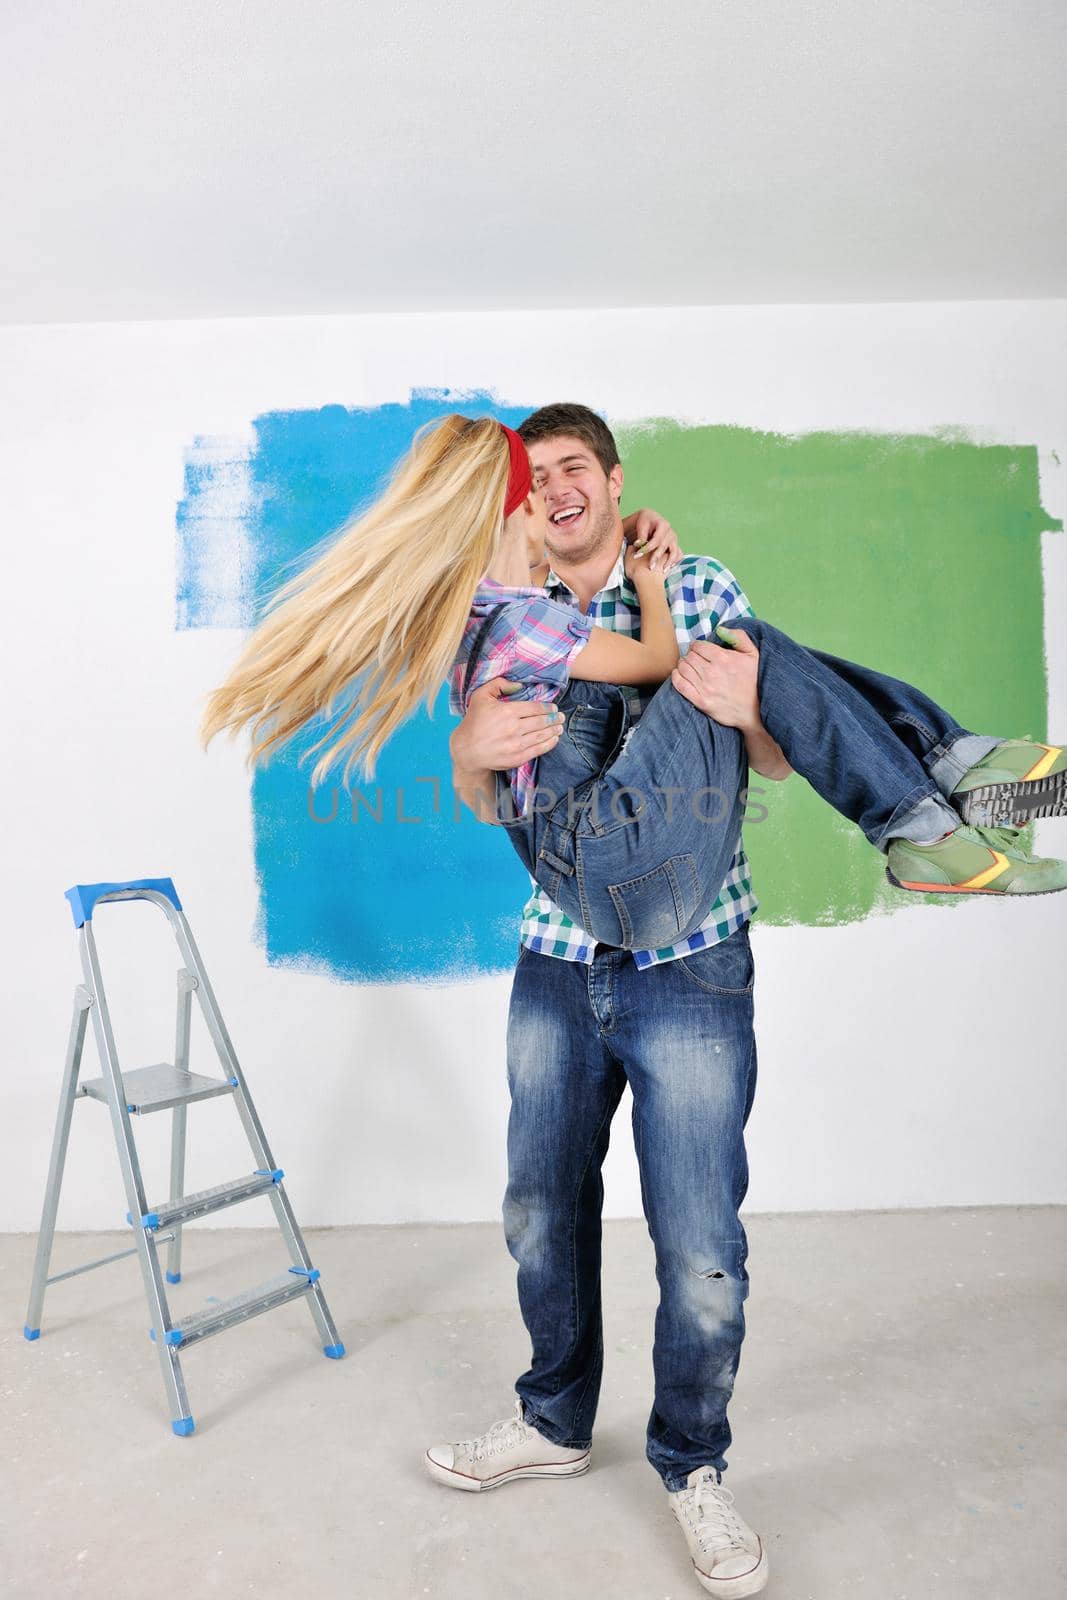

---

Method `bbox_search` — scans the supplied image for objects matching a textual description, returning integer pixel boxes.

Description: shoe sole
[957,769,1067,828]
[885,867,1066,896]
[423,1450,591,1492]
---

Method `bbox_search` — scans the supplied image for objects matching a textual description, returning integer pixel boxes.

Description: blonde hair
[198,413,511,787]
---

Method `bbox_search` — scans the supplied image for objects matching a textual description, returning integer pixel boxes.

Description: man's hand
[621,508,682,573]
[450,678,564,775]
[672,632,761,731]
[671,628,792,781]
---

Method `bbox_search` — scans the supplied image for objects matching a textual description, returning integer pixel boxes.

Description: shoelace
[683,1470,751,1556]
[456,1400,527,1461]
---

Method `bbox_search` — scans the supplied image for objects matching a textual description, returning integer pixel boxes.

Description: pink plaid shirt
[448,578,595,817]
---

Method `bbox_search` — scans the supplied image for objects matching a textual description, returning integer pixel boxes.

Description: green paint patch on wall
[615,422,1062,927]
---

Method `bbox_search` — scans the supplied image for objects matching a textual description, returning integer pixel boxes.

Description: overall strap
[461,602,510,708]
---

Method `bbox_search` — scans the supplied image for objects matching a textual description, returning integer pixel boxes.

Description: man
[424,403,789,1599]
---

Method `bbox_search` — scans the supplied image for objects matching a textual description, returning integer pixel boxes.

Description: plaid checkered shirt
[518,545,760,968]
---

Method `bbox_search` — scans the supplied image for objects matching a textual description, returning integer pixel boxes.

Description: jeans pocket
[676,927,755,994]
[607,854,700,948]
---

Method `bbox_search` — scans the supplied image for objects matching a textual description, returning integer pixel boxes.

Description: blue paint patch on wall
[178,389,542,983]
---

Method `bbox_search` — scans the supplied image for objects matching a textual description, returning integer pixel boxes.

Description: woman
[199,415,1067,946]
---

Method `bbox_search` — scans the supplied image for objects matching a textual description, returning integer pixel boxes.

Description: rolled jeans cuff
[874,788,965,853]
[925,733,1004,796]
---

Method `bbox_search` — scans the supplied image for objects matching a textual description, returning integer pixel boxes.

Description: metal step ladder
[23,877,345,1435]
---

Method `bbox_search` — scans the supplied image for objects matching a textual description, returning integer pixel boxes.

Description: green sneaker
[951,739,1067,827]
[886,824,1067,896]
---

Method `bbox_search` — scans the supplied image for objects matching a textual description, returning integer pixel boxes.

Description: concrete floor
[1,1207,1064,1600]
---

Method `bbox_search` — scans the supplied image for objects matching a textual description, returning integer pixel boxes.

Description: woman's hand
[624,540,665,587]
[622,508,682,573]
[621,539,678,677]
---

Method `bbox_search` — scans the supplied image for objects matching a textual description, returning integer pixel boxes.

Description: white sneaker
[424,1397,591,1492]
[669,1465,769,1597]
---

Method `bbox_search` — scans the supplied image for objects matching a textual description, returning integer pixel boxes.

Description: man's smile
[549,504,586,531]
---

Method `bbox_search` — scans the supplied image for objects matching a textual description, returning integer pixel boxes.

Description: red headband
[500,423,533,518]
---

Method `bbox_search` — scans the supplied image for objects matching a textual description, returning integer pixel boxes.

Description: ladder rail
[169,909,279,1165]
[78,918,192,1426]
[166,970,195,1284]
[24,986,93,1337]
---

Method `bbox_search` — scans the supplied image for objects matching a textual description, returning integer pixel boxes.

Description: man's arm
[452,761,504,824]
[450,679,565,823]
[741,722,792,782]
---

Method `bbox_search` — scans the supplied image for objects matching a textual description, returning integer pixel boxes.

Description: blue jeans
[505,929,758,1490]
[731,617,1003,836]
[492,618,1002,949]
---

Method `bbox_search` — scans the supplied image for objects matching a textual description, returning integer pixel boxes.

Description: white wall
[7,1,1066,321]
[1,299,1064,1234]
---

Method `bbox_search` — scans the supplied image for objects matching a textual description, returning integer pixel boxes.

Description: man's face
[527,434,624,565]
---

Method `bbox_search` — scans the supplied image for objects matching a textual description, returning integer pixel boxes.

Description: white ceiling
[3,0,1065,326]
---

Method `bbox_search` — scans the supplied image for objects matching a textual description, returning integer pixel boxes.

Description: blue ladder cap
[255,1168,284,1183]
[65,878,182,928]
[323,1342,345,1359]
[24,1326,41,1341]
[165,1271,182,1284]
[288,1266,320,1284]
[171,1417,196,1437]
[149,1328,184,1346]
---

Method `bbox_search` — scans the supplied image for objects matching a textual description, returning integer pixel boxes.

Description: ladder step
[152,1267,320,1350]
[80,1062,238,1115]
[129,1170,284,1230]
